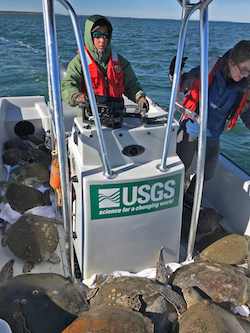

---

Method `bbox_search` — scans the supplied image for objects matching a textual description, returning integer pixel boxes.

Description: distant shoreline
[0,11,70,16]
[0,10,90,17]
[0,11,43,15]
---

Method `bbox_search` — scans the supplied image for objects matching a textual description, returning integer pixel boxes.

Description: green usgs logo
[90,174,181,219]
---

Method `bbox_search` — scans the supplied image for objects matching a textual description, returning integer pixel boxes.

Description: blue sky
[1,0,250,23]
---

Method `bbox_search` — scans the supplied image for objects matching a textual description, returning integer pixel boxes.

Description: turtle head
[147,283,187,318]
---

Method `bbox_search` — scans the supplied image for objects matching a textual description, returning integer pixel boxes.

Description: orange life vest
[78,45,124,98]
[181,56,247,130]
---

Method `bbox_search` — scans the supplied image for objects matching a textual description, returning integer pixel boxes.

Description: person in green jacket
[61,14,149,117]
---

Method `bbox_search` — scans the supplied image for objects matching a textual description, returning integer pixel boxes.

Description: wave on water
[15,40,44,54]
[0,36,9,43]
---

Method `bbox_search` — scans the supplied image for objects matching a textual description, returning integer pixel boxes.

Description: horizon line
[0,10,249,24]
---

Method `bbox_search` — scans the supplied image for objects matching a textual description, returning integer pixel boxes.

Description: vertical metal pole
[186,3,209,261]
[42,0,74,279]
[159,2,200,171]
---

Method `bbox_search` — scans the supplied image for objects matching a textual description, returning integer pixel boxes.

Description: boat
[0,0,250,331]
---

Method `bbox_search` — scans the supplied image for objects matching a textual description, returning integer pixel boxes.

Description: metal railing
[160,0,213,261]
[42,0,117,279]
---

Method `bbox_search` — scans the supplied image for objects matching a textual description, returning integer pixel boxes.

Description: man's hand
[136,95,149,112]
[72,93,85,105]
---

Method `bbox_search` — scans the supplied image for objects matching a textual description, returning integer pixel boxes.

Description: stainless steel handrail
[42,0,74,279]
[42,0,117,279]
[186,2,210,261]
[160,0,212,261]
[159,1,200,172]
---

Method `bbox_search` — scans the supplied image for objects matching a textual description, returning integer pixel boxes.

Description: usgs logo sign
[90,174,181,219]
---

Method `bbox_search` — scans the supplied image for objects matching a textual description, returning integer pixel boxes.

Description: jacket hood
[84,14,113,66]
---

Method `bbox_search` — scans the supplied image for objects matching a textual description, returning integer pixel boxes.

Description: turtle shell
[4,213,59,264]
[89,276,172,333]
[148,284,247,333]
[170,261,249,307]
[25,134,45,145]
[10,163,50,187]
[1,182,51,213]
[199,233,249,265]
[0,273,89,333]
[177,300,247,333]
[4,138,22,150]
[2,148,21,166]
[31,149,51,166]
[61,305,154,333]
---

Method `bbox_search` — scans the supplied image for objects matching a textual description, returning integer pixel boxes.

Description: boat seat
[58,61,78,132]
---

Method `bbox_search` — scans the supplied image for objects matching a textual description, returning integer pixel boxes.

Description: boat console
[67,97,184,278]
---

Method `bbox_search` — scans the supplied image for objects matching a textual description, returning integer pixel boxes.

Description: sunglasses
[92,32,109,39]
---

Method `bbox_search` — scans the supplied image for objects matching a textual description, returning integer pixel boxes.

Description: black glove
[136,96,149,112]
[169,56,188,77]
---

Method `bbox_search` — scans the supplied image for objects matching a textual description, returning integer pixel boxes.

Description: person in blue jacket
[169,40,250,207]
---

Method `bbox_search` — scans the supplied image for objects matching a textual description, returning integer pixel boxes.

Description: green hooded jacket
[61,14,145,116]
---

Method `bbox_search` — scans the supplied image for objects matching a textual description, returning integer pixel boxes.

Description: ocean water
[0,13,250,173]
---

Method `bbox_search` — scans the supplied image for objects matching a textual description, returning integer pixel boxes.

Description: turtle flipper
[0,259,14,283]
[155,247,168,285]
[1,224,12,247]
[14,311,31,333]
[23,262,35,273]
[48,252,61,264]
[147,284,187,317]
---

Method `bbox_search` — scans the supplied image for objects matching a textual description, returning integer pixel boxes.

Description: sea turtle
[61,304,154,333]
[19,148,33,163]
[0,182,51,213]
[198,233,250,265]
[0,273,89,333]
[10,163,50,187]
[31,149,52,166]
[169,260,249,308]
[4,138,22,150]
[1,213,61,273]
[147,284,247,333]
[88,248,173,333]
[2,148,21,166]
[25,134,45,146]
[182,206,223,242]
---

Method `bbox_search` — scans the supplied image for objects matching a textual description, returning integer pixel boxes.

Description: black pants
[176,129,220,196]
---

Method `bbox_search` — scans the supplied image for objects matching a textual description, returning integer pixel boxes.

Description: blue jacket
[180,51,249,140]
